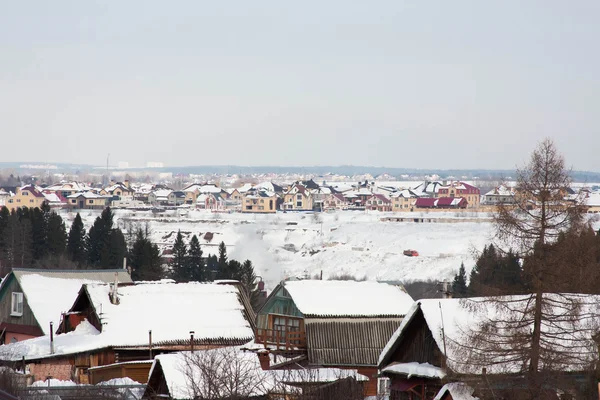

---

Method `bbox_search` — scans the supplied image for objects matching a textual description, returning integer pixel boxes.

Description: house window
[11,292,24,316]
[29,199,34,203]
[8,199,13,203]
[296,194,302,200]
[296,201,302,207]
[89,200,94,204]
[377,377,390,396]
[17,199,21,203]
[23,192,28,196]
[71,199,76,204]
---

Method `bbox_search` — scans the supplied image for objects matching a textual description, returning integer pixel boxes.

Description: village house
[342,188,373,208]
[182,183,223,205]
[437,181,480,209]
[282,182,314,211]
[378,296,600,400]
[0,281,256,385]
[322,193,348,210]
[148,189,172,206]
[67,192,112,210]
[481,185,516,205]
[5,185,46,211]
[100,181,134,199]
[43,181,92,199]
[365,193,392,212]
[195,193,226,211]
[167,190,186,206]
[225,188,243,202]
[41,191,68,209]
[0,269,132,345]
[243,189,279,213]
[584,192,600,213]
[391,189,419,211]
[254,279,414,398]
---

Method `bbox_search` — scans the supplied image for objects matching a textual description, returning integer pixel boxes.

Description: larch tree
[456,139,598,398]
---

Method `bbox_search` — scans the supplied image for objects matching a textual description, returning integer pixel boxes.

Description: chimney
[50,322,55,354]
[110,272,120,305]
[190,331,195,353]
[123,257,127,271]
[149,330,153,360]
[258,350,271,370]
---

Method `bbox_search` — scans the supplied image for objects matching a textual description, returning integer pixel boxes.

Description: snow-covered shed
[255,279,414,397]
[0,269,132,345]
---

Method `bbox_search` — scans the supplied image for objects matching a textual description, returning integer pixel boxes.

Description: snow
[433,382,479,400]
[283,280,414,317]
[97,377,142,386]
[381,362,446,379]
[30,378,78,387]
[0,282,253,361]
[18,273,129,335]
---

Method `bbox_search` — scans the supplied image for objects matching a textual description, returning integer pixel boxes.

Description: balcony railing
[256,328,307,351]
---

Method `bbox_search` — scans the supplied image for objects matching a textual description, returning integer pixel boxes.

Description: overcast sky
[1,1,598,171]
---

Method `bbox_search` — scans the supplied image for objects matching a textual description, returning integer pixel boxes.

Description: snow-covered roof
[282,280,414,317]
[433,382,479,400]
[150,348,278,399]
[66,191,111,199]
[42,192,66,204]
[6,270,132,335]
[585,192,600,207]
[483,185,515,197]
[152,189,173,198]
[45,182,92,192]
[149,348,368,399]
[0,282,254,361]
[379,295,600,375]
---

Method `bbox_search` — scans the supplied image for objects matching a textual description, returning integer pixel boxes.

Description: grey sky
[1,1,598,171]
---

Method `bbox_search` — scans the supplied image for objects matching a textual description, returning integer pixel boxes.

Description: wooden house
[0,281,256,384]
[255,279,414,397]
[378,296,600,400]
[365,194,392,212]
[0,269,132,345]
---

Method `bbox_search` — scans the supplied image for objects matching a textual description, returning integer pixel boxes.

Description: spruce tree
[46,212,67,258]
[108,228,127,269]
[170,230,189,282]
[452,262,468,298]
[216,241,228,279]
[206,254,218,281]
[239,259,262,311]
[187,235,205,282]
[67,213,87,265]
[129,229,164,281]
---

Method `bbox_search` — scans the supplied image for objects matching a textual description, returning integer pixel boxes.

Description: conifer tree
[187,235,206,282]
[206,254,218,281]
[67,213,87,265]
[129,228,163,281]
[46,212,67,258]
[170,230,189,282]
[452,262,468,298]
[216,241,228,279]
[239,259,262,311]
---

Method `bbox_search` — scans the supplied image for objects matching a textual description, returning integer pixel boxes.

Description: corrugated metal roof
[12,268,133,283]
[305,318,402,366]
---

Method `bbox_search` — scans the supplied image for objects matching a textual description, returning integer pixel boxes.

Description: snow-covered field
[58,209,600,290]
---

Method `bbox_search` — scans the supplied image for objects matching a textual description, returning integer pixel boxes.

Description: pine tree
[29,207,48,260]
[87,207,125,269]
[226,260,242,280]
[67,213,87,265]
[216,241,228,279]
[187,235,206,282]
[170,230,189,282]
[452,262,468,298]
[129,229,164,281]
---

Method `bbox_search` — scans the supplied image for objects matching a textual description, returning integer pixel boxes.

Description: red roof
[415,198,436,207]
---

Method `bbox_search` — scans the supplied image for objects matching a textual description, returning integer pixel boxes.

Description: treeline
[452,226,600,297]
[0,205,263,308]
[0,205,129,274]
